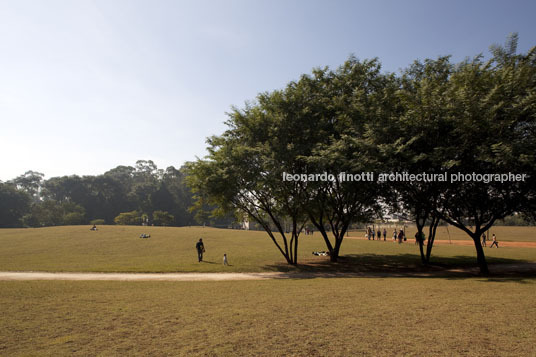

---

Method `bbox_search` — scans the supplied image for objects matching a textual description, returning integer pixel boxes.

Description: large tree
[367,56,454,264]
[435,35,536,274]
[300,58,393,261]
[187,82,323,264]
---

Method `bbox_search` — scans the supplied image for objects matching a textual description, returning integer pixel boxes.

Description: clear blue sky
[1,0,535,181]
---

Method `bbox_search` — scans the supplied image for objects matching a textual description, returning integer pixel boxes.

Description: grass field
[0,225,535,273]
[1,226,536,356]
[1,278,535,356]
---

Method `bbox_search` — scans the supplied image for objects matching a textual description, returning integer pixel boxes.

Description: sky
[1,0,535,181]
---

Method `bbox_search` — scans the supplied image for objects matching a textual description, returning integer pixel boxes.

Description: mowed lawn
[0,226,535,272]
[1,278,535,356]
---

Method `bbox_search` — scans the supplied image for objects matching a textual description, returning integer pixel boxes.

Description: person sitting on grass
[90,225,97,231]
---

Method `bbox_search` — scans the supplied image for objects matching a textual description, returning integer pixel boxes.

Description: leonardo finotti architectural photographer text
[282,172,528,184]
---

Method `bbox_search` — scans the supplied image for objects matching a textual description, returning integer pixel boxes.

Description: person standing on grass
[490,234,499,248]
[398,229,404,244]
[383,228,387,241]
[377,229,382,241]
[481,233,487,247]
[196,238,206,262]
[393,229,397,242]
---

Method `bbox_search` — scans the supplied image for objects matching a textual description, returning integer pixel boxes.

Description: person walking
[196,238,206,262]
[481,233,487,247]
[490,234,499,248]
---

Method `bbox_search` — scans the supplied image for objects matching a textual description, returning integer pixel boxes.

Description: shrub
[63,212,85,225]
[114,211,141,225]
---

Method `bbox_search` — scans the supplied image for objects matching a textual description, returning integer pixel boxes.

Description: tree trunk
[415,215,427,265]
[329,223,350,262]
[472,235,489,275]
[424,216,440,264]
[293,232,298,264]
[330,240,341,262]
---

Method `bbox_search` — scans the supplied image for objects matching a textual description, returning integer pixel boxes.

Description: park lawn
[0,226,535,273]
[349,225,536,242]
[0,278,535,356]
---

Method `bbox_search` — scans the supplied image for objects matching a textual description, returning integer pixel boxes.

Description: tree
[436,35,536,274]
[153,210,174,226]
[0,183,31,227]
[298,58,392,261]
[368,56,453,264]
[187,85,315,264]
[9,171,44,202]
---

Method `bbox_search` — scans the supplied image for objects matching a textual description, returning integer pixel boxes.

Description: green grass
[0,225,535,273]
[1,278,535,356]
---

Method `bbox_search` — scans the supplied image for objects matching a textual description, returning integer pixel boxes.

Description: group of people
[481,233,499,248]
[366,227,387,241]
[366,227,406,243]
[196,238,229,265]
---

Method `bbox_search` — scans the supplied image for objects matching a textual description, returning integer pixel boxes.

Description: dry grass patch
[0,278,535,356]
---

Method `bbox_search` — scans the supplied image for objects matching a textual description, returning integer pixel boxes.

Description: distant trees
[1,161,207,228]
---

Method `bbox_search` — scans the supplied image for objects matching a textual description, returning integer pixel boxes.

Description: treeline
[187,35,536,274]
[0,160,233,228]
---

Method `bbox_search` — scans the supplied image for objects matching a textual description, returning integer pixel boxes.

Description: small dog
[223,253,229,266]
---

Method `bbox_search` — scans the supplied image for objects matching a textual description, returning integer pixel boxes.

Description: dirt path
[0,271,281,281]
[1,263,535,281]
[346,236,536,248]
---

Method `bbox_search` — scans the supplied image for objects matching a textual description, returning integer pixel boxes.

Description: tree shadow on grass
[262,253,536,282]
